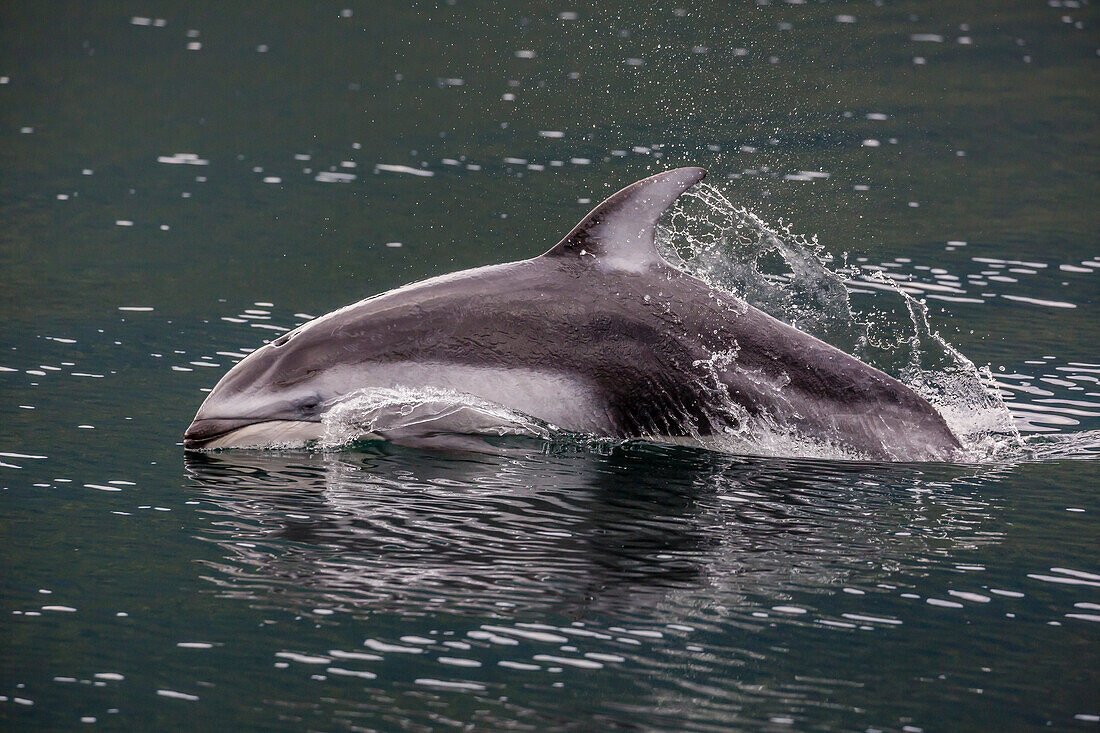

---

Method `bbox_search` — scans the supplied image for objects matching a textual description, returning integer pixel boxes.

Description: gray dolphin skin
[184,167,962,460]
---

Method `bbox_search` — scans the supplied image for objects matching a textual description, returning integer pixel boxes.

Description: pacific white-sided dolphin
[184,167,962,460]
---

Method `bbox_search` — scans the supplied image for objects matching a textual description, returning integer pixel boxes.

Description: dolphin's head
[183,328,336,450]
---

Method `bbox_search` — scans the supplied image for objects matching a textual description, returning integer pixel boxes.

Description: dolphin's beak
[183,417,262,450]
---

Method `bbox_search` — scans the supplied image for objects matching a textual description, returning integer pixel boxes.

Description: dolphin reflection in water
[185,447,1000,616]
[184,167,961,461]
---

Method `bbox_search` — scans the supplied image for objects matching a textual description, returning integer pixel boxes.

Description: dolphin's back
[277,251,958,459]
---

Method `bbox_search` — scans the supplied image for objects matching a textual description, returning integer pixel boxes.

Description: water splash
[659,183,863,351]
[657,182,1025,461]
[319,386,554,452]
[889,280,1021,461]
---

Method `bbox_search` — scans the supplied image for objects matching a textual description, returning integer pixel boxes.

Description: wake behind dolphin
[184,168,962,461]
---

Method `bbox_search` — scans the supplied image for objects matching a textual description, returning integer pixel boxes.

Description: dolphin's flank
[184,167,961,461]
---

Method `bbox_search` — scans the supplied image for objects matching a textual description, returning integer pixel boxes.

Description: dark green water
[2,1,1098,730]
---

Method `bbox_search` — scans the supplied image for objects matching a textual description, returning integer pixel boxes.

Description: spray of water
[320,386,553,450]
[656,182,1024,461]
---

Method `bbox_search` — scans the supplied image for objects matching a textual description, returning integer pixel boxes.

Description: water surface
[2,1,1098,729]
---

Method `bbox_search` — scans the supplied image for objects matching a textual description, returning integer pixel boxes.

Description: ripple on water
[180,443,1089,726]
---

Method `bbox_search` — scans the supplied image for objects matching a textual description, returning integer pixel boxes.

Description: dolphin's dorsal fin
[542,167,706,270]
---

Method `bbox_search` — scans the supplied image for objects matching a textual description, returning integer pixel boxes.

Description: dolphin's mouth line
[183,417,321,450]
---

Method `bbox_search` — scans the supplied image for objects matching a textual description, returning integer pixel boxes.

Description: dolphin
[184,167,962,460]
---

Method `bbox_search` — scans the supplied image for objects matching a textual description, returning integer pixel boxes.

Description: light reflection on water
[174,446,1052,728]
[187,447,1006,618]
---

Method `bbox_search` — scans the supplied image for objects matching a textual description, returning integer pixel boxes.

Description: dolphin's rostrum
[184,167,961,460]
